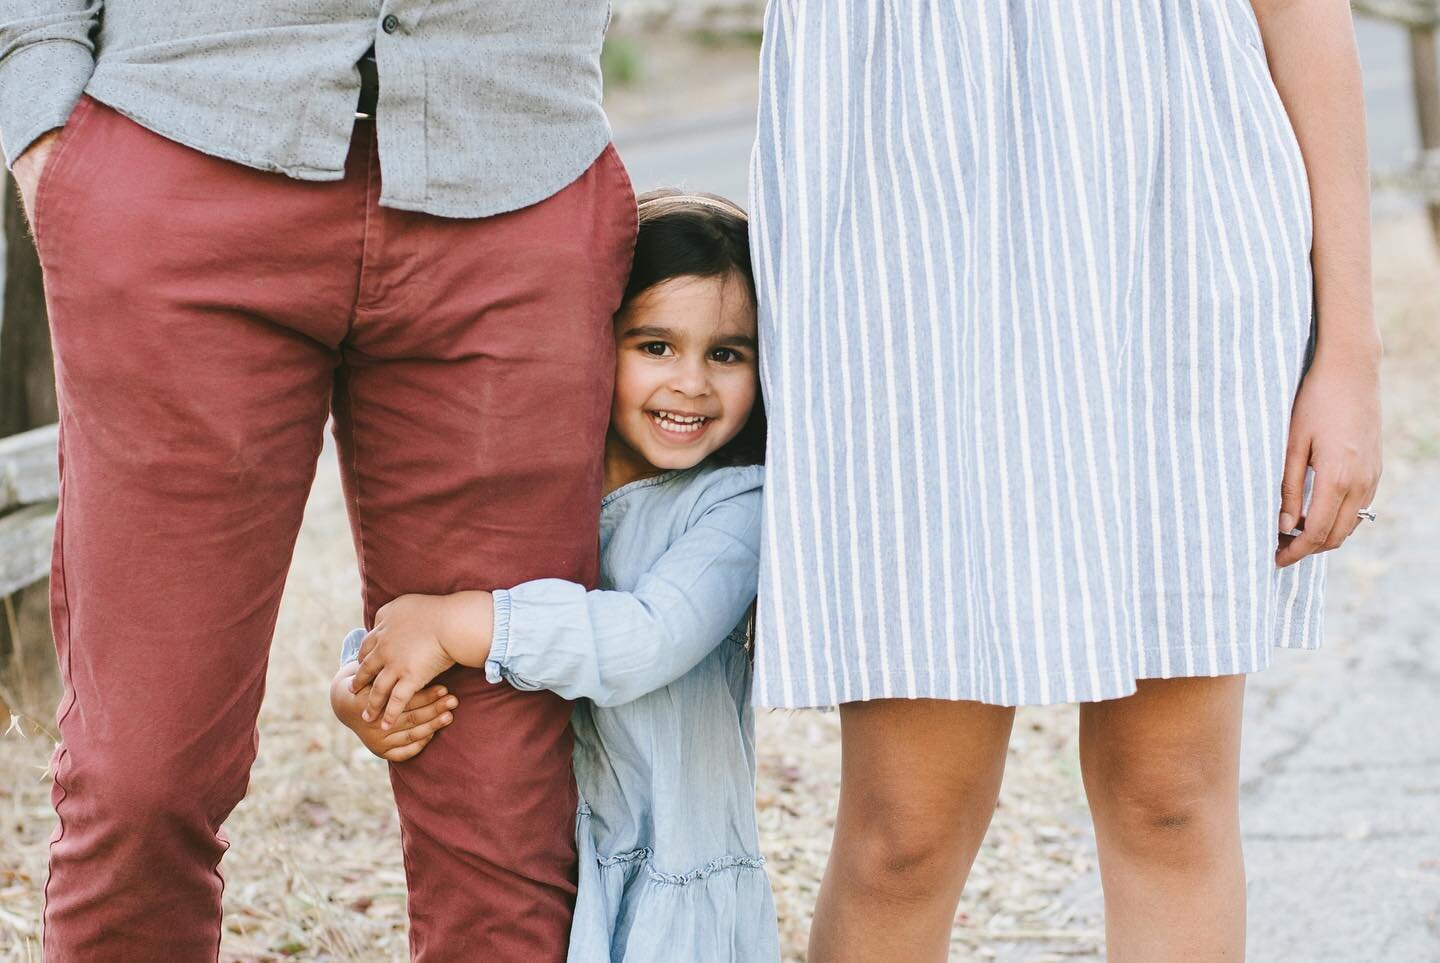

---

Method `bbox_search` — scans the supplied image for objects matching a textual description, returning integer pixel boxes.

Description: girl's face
[607,272,759,481]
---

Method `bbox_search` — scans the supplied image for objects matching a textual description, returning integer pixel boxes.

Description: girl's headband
[637,194,749,221]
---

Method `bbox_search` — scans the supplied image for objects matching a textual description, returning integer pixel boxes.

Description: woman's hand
[351,591,496,729]
[330,662,458,762]
[1276,344,1381,567]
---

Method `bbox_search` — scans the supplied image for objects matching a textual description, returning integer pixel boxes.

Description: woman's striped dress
[749,0,1324,708]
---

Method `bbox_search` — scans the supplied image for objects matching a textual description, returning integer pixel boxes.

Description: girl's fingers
[384,736,432,763]
[1278,477,1344,567]
[363,667,399,723]
[357,628,382,664]
[351,655,381,694]
[1277,437,1311,535]
[392,695,460,732]
[383,711,455,749]
[381,678,420,730]
[404,684,450,712]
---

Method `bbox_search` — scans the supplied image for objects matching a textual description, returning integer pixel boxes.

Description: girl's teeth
[650,411,708,434]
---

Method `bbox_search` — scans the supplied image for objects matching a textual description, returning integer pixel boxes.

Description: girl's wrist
[442,590,494,667]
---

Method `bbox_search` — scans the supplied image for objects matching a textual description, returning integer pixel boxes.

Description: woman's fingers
[1277,475,1344,567]
[1277,435,1311,535]
[1324,485,1370,552]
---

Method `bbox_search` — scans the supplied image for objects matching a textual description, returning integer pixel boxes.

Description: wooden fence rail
[0,423,58,598]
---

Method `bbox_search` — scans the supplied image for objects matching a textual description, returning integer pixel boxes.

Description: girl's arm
[489,484,762,707]
[1252,0,1382,566]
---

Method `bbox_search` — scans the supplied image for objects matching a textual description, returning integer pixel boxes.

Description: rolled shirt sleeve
[0,1,99,167]
[486,483,763,708]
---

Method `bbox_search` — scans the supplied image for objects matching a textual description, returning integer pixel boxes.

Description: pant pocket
[30,95,96,260]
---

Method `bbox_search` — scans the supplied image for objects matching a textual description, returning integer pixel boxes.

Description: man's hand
[351,591,495,730]
[330,661,458,762]
[12,129,62,225]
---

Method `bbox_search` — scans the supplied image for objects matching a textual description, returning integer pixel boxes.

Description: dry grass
[2,173,1437,963]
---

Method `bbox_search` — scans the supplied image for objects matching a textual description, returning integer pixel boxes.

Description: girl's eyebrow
[620,324,675,340]
[714,334,758,350]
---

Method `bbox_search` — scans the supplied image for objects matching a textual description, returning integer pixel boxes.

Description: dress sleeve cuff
[484,589,513,684]
[339,628,366,665]
[0,39,95,168]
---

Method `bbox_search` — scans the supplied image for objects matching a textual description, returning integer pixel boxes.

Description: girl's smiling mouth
[647,409,714,440]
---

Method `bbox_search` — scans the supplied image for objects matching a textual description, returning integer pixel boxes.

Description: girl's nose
[670,362,711,397]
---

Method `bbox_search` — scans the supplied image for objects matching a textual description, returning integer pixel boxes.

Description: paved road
[1030,464,1440,962]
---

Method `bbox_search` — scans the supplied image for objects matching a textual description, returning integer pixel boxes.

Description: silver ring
[1357,508,1377,523]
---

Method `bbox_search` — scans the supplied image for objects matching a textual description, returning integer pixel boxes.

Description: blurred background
[2,3,1438,959]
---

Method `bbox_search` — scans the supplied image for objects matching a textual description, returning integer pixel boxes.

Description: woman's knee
[836,772,1005,900]
[831,699,1014,897]
[836,802,975,901]
[1080,677,1244,853]
[1084,750,1238,858]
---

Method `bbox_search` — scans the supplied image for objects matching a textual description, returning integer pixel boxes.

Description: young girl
[330,189,779,962]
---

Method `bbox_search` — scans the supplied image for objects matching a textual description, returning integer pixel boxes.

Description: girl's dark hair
[625,188,765,467]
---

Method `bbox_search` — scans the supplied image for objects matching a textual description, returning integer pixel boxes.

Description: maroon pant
[32,97,635,961]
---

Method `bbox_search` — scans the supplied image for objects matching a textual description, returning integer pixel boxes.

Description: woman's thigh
[833,698,1016,863]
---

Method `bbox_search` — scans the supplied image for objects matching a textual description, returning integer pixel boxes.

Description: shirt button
[381,14,400,33]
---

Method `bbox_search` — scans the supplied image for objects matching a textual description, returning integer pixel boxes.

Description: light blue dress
[750,0,1323,708]
[342,463,777,962]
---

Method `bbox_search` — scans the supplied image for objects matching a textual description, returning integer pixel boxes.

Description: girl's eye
[709,348,745,364]
[639,342,672,357]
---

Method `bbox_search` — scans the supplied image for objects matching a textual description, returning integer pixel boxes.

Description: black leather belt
[356,47,379,118]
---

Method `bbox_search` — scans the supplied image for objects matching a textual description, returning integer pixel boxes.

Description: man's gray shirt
[0,2,615,217]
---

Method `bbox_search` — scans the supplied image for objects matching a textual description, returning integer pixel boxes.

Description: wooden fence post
[1354,1,1440,248]
[1409,23,1440,245]
[0,171,59,727]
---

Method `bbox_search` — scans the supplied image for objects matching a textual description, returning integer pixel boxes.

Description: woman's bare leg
[808,698,1016,962]
[1079,675,1247,962]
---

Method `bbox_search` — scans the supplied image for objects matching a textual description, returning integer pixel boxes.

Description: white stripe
[756,0,796,706]
[784,0,822,707]
[1175,18,1221,675]
[853,0,894,699]
[1001,15,1056,705]
[810,0,847,704]
[1035,8,1105,697]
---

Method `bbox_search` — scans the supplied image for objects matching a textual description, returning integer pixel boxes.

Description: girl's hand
[1276,345,1381,568]
[330,662,458,762]
[351,591,495,729]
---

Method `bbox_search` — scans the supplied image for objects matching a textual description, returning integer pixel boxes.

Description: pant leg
[332,135,635,961]
[35,99,363,961]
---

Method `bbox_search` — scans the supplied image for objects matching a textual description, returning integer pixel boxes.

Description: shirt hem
[756,639,1321,710]
[81,83,348,181]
